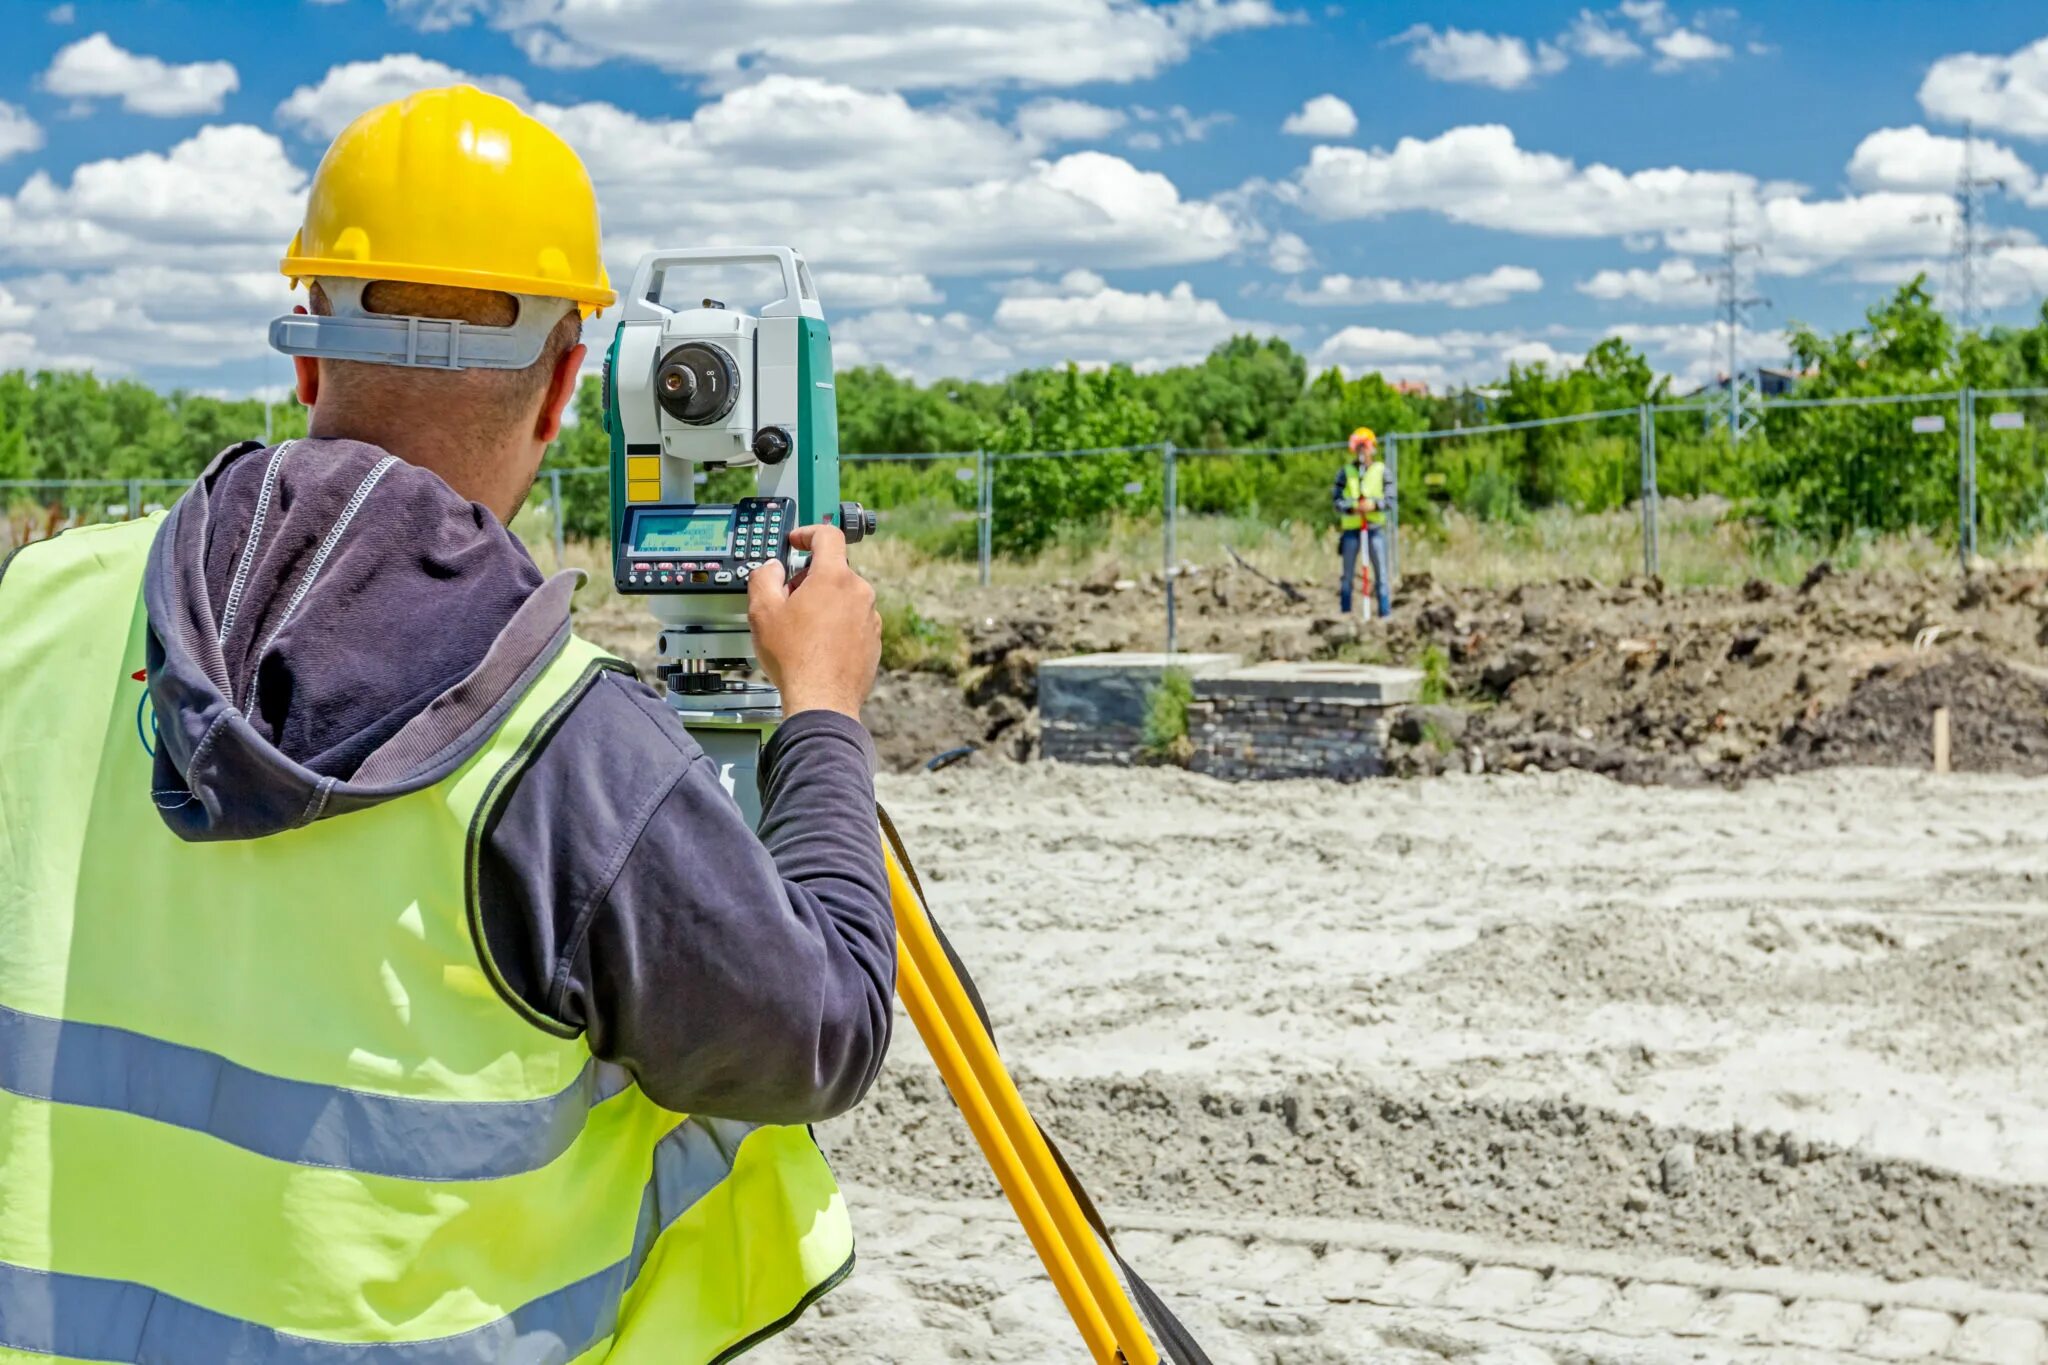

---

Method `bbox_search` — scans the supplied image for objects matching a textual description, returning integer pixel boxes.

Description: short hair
[307,279,582,431]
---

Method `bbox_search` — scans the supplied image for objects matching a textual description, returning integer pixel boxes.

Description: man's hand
[748,524,882,719]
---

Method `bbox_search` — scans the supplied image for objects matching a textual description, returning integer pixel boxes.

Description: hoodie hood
[145,438,582,841]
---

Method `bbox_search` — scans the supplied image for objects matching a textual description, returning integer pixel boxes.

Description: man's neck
[307,413,521,520]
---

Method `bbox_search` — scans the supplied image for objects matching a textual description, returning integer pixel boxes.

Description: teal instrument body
[598,246,869,822]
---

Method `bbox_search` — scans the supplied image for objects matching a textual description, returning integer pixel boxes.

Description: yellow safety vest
[1340,461,1386,531]
[0,515,853,1364]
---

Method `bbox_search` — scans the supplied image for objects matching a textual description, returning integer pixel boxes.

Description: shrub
[878,594,960,674]
[1141,666,1195,761]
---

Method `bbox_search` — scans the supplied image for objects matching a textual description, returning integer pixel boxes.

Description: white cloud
[1285,265,1543,308]
[1567,10,1643,63]
[1288,123,1954,277]
[271,64,1248,289]
[0,102,44,163]
[1608,319,1790,387]
[1015,98,1127,146]
[40,33,240,117]
[4,265,291,371]
[1291,124,1752,239]
[838,271,1271,379]
[1619,0,1672,35]
[1847,125,2047,207]
[1576,256,1719,305]
[46,3,75,21]
[0,124,305,269]
[0,63,1254,381]
[392,0,1285,91]
[1920,37,2048,141]
[276,54,529,138]
[1266,230,1313,274]
[1311,324,1583,388]
[832,309,1019,381]
[1394,25,1568,90]
[1849,242,2048,312]
[1651,28,1732,70]
[813,271,943,310]
[1130,103,1230,144]
[992,275,1249,369]
[1282,94,1357,139]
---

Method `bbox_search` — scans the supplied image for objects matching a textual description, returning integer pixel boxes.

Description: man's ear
[537,341,586,445]
[290,305,319,408]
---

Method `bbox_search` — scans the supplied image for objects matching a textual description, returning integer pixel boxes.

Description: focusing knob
[753,426,792,465]
[838,501,877,543]
[655,342,741,425]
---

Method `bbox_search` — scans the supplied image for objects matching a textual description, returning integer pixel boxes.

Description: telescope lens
[655,342,741,425]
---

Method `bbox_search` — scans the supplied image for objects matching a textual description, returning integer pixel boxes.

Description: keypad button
[713,570,733,584]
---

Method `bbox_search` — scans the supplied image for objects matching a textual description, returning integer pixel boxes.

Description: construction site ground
[762,764,2047,1364]
[574,557,2048,1362]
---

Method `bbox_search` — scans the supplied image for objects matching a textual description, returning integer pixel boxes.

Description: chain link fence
[10,385,2043,655]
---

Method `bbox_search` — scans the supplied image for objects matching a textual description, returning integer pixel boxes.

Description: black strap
[878,805,1215,1365]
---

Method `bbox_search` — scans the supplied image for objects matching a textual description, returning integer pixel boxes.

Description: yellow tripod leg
[886,843,1160,1365]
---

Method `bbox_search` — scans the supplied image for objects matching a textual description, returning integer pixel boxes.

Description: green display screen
[631,511,730,556]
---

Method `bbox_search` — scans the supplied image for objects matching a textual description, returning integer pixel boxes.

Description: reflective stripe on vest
[1340,462,1385,531]
[0,515,853,1363]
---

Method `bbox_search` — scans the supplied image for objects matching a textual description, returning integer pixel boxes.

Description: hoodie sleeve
[472,671,895,1122]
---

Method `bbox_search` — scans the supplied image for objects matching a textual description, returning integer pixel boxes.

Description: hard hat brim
[283,254,617,312]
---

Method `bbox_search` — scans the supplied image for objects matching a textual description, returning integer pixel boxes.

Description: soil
[779,556,2048,781]
[753,763,2048,1363]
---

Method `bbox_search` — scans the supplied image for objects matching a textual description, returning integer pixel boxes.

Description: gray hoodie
[141,438,894,1122]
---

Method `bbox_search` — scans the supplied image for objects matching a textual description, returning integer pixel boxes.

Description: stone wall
[1188,695,1393,780]
[1039,654,1422,780]
[1038,652,1241,765]
[1188,662,1419,782]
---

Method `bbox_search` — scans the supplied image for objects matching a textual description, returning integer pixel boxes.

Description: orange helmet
[1349,426,1377,453]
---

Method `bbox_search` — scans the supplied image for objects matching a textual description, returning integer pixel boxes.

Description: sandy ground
[758,762,2048,1364]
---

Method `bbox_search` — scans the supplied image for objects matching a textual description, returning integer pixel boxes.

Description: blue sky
[2,0,2047,398]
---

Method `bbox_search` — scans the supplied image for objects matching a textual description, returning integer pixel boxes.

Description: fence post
[1638,404,1660,578]
[1959,386,1975,570]
[1162,441,1178,655]
[549,469,567,573]
[1383,433,1399,589]
[127,477,141,521]
[976,449,991,587]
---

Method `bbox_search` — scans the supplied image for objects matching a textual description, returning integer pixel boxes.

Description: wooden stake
[1932,706,1952,774]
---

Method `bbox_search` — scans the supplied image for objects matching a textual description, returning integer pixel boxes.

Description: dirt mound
[1754,649,2048,777]
[575,546,2048,781]
[821,1063,2048,1291]
[1389,908,1770,1011]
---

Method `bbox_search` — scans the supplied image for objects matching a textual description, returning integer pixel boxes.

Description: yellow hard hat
[1349,426,1377,450]
[281,84,615,316]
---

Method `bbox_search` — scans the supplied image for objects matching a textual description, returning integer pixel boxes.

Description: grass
[510,494,2045,649]
[1141,666,1195,762]
[878,593,962,674]
[1416,644,1452,704]
[848,496,1996,596]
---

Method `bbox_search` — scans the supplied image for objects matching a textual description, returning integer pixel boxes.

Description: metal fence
[9,384,2048,656]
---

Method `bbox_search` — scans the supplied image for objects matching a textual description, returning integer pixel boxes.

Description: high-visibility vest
[0,515,853,1365]
[1340,461,1386,531]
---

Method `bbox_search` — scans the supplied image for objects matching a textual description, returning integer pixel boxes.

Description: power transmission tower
[1710,194,1769,443]
[1948,122,2012,336]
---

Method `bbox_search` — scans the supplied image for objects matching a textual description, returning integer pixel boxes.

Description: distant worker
[0,86,890,1362]
[1334,426,1391,617]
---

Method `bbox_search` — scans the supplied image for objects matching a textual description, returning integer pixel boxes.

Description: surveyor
[0,85,891,1362]
[1333,425,1391,617]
